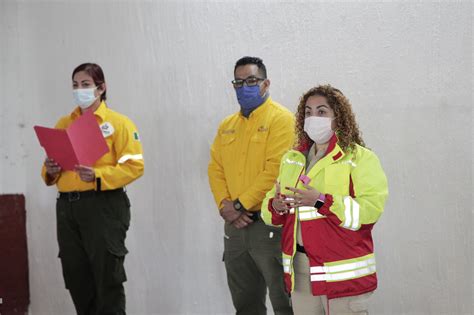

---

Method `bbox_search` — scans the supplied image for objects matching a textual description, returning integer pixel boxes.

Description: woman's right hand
[45,158,62,177]
[272,182,289,213]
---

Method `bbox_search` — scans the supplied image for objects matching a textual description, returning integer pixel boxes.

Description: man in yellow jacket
[208,57,294,315]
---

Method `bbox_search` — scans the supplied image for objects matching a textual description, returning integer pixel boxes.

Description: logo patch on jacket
[337,160,357,167]
[133,132,140,141]
[258,126,268,132]
[284,158,304,167]
[100,122,114,138]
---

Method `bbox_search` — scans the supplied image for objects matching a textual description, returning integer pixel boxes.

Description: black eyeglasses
[231,76,265,88]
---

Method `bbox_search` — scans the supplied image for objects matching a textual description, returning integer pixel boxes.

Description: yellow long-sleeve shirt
[208,97,295,211]
[41,101,144,192]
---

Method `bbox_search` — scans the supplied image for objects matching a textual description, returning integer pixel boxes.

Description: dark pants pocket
[106,248,127,285]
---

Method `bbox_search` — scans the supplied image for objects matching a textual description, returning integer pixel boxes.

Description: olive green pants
[56,189,130,315]
[223,219,293,315]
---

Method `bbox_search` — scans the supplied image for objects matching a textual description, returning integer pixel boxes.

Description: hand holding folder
[34,110,109,171]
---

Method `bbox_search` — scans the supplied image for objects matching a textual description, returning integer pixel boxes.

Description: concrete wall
[0,1,471,314]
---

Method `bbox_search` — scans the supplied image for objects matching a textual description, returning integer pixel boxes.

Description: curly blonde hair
[295,84,365,152]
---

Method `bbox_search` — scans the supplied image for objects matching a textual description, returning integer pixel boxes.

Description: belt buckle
[68,192,80,202]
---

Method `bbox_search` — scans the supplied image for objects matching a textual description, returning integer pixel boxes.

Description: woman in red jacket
[261,85,388,314]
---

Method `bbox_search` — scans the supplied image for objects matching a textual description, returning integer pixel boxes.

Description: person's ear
[97,83,106,95]
[261,79,270,95]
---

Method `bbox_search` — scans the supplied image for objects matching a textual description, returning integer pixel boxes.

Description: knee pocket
[103,216,129,285]
[104,224,128,285]
[57,251,71,289]
[104,223,129,257]
[348,292,373,312]
[105,248,127,285]
[222,251,246,264]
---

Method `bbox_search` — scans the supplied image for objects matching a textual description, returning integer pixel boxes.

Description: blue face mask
[236,85,266,117]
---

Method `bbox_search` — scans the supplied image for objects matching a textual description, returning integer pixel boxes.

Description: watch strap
[314,194,325,209]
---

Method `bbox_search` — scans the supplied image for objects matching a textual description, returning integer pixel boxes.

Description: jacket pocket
[220,135,236,146]
[250,133,267,143]
[249,134,267,170]
[324,164,351,195]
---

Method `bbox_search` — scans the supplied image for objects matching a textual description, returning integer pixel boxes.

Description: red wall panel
[0,195,29,315]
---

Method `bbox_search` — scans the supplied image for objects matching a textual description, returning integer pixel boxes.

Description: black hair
[234,56,267,78]
[72,63,107,101]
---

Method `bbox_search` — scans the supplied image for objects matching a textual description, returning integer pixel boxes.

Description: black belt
[58,188,124,202]
[296,244,306,254]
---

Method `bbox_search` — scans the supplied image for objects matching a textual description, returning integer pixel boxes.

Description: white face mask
[73,87,98,109]
[304,116,335,144]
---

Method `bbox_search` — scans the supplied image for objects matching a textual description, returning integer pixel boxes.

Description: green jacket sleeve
[319,149,388,231]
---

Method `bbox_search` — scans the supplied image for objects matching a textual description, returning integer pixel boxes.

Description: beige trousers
[292,252,373,315]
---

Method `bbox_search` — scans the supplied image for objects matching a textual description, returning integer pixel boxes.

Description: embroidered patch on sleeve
[133,132,140,141]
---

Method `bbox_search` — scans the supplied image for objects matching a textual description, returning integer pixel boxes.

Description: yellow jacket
[41,102,144,192]
[208,97,295,211]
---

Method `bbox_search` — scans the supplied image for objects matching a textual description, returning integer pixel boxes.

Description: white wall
[0,1,472,314]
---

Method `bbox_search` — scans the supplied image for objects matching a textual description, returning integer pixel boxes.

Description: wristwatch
[233,199,247,212]
[314,194,326,209]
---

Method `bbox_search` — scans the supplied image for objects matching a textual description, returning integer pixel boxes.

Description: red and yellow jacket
[261,135,388,299]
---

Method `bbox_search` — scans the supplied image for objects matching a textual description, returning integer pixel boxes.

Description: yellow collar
[71,101,107,122]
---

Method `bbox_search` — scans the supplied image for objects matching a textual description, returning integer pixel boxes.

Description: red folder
[34,110,109,171]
